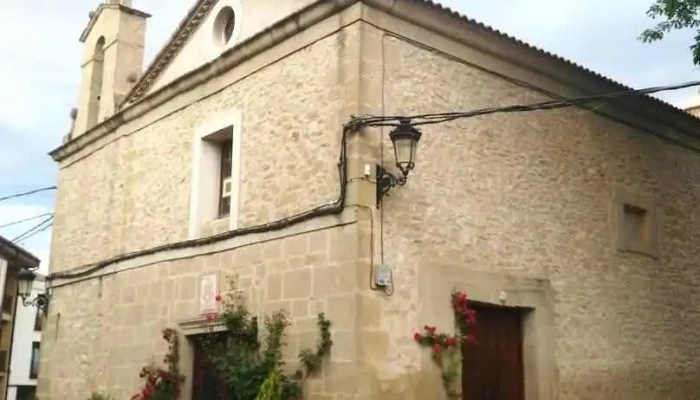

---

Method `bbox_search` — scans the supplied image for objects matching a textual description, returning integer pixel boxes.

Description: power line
[348,79,700,129]
[15,223,53,243]
[45,78,700,284]
[13,218,53,243]
[0,186,56,203]
[0,213,53,229]
[12,215,54,242]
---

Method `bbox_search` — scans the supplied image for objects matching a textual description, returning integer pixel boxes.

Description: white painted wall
[149,0,317,93]
[7,279,44,400]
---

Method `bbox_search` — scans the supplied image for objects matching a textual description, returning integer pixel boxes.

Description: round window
[213,6,236,47]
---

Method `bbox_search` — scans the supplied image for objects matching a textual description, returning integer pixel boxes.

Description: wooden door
[462,304,525,400]
[191,335,233,400]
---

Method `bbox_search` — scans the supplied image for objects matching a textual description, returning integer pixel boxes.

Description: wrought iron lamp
[17,267,49,312]
[376,118,422,207]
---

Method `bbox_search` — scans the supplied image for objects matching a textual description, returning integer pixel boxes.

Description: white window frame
[188,109,242,239]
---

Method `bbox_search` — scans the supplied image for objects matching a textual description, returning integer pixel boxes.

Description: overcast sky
[0,0,698,274]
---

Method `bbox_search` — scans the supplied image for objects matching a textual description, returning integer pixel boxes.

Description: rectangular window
[30,342,40,379]
[189,111,241,239]
[33,309,42,332]
[614,188,659,258]
[218,139,233,218]
[623,204,648,244]
[16,386,37,400]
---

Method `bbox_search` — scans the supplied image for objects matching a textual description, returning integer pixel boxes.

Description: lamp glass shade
[389,120,422,175]
[393,137,417,172]
[17,267,35,298]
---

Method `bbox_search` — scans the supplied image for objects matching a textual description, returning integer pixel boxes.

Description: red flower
[424,325,436,335]
[432,344,443,355]
[206,312,218,321]
[414,332,423,342]
[464,309,477,325]
[445,336,456,347]
[215,294,222,302]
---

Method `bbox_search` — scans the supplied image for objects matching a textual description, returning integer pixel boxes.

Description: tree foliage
[640,0,700,64]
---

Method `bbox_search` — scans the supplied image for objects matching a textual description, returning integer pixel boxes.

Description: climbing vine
[200,275,333,400]
[130,328,185,400]
[413,291,476,398]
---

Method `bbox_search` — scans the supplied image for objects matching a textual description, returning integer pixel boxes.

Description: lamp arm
[376,165,407,208]
[20,293,49,313]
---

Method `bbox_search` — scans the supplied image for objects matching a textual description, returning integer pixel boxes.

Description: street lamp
[376,119,422,207]
[17,267,49,312]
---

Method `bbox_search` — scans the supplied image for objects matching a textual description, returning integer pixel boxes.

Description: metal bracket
[376,165,406,208]
[21,293,49,313]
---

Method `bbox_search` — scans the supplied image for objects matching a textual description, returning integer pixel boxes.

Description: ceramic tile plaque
[199,272,219,315]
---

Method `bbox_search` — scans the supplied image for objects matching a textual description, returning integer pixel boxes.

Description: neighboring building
[7,278,44,400]
[41,0,700,399]
[0,237,40,400]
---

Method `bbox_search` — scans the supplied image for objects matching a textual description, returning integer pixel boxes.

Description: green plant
[297,313,332,377]
[130,328,185,400]
[640,0,700,65]
[255,369,284,400]
[413,291,476,398]
[200,275,333,400]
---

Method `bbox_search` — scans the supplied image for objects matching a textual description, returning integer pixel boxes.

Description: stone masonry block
[283,268,312,299]
[292,299,308,318]
[178,275,196,299]
[267,273,282,301]
[283,235,307,258]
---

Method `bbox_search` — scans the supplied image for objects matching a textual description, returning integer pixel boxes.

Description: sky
[0,0,698,274]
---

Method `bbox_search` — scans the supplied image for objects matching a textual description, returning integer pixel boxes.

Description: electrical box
[375,265,392,287]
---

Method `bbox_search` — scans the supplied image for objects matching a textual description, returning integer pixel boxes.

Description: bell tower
[74,0,150,137]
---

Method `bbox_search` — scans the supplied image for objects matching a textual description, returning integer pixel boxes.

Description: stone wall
[372,34,700,399]
[42,17,384,399]
[44,2,700,399]
[37,222,368,400]
[50,30,349,273]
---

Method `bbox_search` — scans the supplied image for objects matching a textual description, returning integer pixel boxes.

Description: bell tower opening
[87,36,105,129]
[72,1,149,138]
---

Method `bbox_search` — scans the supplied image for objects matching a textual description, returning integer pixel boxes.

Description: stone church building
[41,0,700,399]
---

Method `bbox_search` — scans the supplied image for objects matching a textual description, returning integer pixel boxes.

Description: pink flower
[215,294,222,302]
[414,332,423,342]
[432,344,443,355]
[445,337,456,347]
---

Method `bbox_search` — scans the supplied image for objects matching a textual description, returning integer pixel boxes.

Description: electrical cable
[12,215,54,242]
[346,79,700,130]
[47,77,700,283]
[0,213,53,229]
[48,123,352,282]
[0,186,56,203]
[16,223,53,243]
[350,204,392,296]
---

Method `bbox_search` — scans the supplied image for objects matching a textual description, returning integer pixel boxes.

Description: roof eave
[80,3,151,43]
[0,235,41,270]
